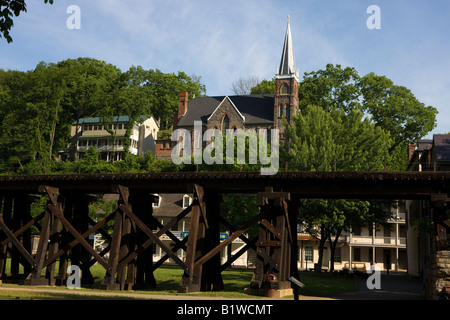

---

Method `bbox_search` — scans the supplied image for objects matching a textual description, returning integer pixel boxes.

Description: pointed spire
[277,16,298,80]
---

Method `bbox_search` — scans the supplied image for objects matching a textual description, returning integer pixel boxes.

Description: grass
[299,271,358,296]
[0,261,358,300]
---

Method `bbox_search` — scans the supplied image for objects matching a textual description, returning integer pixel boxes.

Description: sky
[0,0,449,139]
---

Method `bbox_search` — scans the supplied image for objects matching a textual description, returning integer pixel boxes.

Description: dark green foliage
[0,0,53,43]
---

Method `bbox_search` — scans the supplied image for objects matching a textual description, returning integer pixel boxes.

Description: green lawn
[0,261,358,300]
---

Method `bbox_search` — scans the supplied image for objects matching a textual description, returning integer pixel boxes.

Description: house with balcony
[69,115,159,161]
[296,203,408,273]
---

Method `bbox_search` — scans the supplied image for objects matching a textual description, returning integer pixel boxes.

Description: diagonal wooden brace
[0,215,37,270]
[119,203,190,275]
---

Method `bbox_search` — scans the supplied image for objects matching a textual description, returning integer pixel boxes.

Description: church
[155,19,300,160]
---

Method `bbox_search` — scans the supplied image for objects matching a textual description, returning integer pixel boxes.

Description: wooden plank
[260,219,282,240]
[179,203,201,292]
[30,211,51,279]
[194,184,209,229]
[102,210,123,287]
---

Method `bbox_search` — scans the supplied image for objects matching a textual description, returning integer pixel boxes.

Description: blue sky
[1,0,449,138]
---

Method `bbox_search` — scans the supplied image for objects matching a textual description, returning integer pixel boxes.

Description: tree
[0,58,206,172]
[285,105,393,271]
[299,64,361,113]
[230,76,261,95]
[359,72,438,152]
[250,79,275,94]
[254,63,437,169]
[0,0,53,43]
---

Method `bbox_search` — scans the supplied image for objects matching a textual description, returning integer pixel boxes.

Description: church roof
[176,94,275,127]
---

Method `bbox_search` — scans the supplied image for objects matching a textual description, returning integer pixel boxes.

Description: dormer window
[152,194,161,208]
[183,194,192,208]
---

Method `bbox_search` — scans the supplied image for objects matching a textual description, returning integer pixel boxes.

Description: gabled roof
[207,96,245,122]
[176,94,275,127]
[152,193,193,218]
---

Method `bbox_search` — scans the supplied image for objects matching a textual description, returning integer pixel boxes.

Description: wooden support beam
[101,209,123,289]
[119,203,189,274]
[42,186,112,274]
[194,210,267,269]
[44,210,116,268]
[0,215,37,270]
[117,204,192,271]
[179,203,202,292]
[25,210,51,285]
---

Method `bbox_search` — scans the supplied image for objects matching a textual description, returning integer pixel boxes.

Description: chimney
[178,91,189,120]
[173,91,189,130]
[408,142,416,161]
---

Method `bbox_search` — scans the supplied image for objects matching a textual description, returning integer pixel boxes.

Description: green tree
[359,72,438,152]
[250,79,276,94]
[0,0,53,43]
[285,105,392,270]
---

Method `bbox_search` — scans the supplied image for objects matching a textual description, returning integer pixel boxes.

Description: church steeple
[274,16,299,133]
[277,16,299,81]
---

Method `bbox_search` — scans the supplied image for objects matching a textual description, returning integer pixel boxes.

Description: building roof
[433,134,450,162]
[176,94,275,127]
[152,193,193,218]
[72,115,153,125]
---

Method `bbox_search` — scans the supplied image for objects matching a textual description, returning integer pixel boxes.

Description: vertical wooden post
[26,209,51,285]
[100,209,122,290]
[250,187,292,297]
[0,195,12,280]
[201,190,224,291]
[0,195,5,280]
[178,199,203,292]
[133,190,156,290]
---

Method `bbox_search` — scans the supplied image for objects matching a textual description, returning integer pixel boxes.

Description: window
[334,247,341,262]
[304,246,313,262]
[152,194,161,208]
[280,84,290,95]
[221,114,230,133]
[353,248,361,262]
[183,195,192,208]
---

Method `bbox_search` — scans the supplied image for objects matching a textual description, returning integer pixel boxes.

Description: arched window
[221,114,230,133]
[280,84,290,95]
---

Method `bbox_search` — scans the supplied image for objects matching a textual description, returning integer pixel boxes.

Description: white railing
[350,235,406,246]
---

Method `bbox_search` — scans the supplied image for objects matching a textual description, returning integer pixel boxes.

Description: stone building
[155,19,299,159]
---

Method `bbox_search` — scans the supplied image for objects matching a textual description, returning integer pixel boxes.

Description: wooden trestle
[0,171,449,297]
[0,182,300,296]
